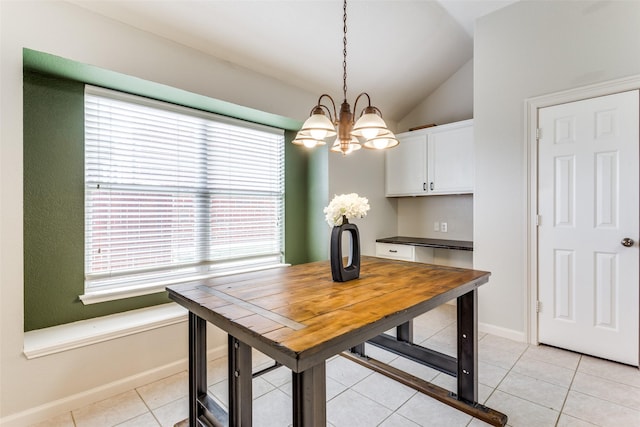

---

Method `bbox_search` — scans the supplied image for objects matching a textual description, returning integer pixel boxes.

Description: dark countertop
[376,236,473,251]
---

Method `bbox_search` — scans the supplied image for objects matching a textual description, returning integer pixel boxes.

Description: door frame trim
[524,75,640,345]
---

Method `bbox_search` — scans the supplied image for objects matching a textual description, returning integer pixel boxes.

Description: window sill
[23,303,187,359]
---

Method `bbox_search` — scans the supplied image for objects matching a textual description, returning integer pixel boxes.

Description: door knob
[621,237,634,247]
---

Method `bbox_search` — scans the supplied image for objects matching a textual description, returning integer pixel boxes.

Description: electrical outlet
[433,222,440,232]
[441,222,448,232]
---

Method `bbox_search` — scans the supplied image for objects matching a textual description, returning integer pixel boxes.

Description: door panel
[538,90,639,366]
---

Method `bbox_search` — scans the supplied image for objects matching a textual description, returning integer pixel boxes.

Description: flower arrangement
[324,193,370,227]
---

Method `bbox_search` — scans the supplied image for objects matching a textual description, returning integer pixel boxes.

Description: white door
[538,90,639,366]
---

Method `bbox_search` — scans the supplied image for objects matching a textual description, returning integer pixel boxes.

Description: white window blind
[84,86,284,299]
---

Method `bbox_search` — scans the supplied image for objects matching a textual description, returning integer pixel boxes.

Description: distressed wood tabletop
[167,256,490,372]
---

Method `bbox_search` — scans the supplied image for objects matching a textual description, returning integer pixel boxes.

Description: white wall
[328,149,398,256]
[0,1,317,423]
[474,0,640,338]
[393,57,474,267]
[398,58,473,132]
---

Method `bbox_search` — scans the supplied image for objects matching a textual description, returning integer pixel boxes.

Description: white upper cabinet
[385,119,474,197]
[385,131,427,196]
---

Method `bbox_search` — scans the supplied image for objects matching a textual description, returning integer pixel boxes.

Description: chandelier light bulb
[372,138,390,149]
[310,129,329,140]
[361,127,380,140]
[303,138,319,148]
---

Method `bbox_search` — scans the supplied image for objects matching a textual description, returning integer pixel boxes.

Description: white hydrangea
[323,193,370,227]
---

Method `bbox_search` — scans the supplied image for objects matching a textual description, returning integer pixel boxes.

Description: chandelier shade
[352,107,389,140]
[362,132,400,150]
[299,108,337,140]
[292,0,398,155]
[330,136,362,155]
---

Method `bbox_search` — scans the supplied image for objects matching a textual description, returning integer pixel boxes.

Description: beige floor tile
[414,303,457,327]
[260,365,292,388]
[420,331,457,357]
[152,396,189,427]
[478,361,508,389]
[512,356,575,388]
[207,375,275,409]
[577,355,640,388]
[378,412,420,426]
[114,412,159,427]
[352,372,417,410]
[29,411,75,427]
[497,371,568,411]
[388,356,440,383]
[363,343,400,364]
[253,388,292,427]
[555,413,599,426]
[206,356,229,386]
[522,344,581,370]
[327,389,393,427]
[478,346,522,370]
[72,390,148,427]
[327,356,374,387]
[396,391,472,426]
[571,371,640,411]
[562,390,640,427]
[467,418,495,426]
[485,390,559,427]
[431,372,494,404]
[136,371,188,410]
[479,334,528,356]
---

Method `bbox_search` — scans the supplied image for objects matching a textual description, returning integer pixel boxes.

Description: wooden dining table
[167,256,507,427]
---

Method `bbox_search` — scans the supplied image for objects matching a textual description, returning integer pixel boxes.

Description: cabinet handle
[389,249,398,253]
[430,182,434,191]
[423,182,426,191]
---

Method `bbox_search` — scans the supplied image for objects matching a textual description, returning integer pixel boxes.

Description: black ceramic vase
[330,216,361,282]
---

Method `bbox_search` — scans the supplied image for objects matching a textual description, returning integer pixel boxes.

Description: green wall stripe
[23,48,302,132]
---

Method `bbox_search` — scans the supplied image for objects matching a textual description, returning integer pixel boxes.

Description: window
[82,86,285,303]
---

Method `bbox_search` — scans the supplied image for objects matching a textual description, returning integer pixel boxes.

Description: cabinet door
[427,124,473,194]
[385,133,427,196]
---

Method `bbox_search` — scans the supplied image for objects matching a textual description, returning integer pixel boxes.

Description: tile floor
[32,305,640,427]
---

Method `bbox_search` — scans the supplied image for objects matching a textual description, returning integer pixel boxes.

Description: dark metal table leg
[292,362,327,427]
[397,320,414,343]
[457,289,478,403]
[189,312,207,426]
[350,342,365,355]
[228,335,252,426]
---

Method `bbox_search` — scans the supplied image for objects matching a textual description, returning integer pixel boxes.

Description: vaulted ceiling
[67,0,516,122]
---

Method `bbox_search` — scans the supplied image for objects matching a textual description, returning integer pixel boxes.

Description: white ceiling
[67,0,516,122]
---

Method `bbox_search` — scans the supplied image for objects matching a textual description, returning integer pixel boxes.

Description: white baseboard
[479,322,526,343]
[0,346,226,427]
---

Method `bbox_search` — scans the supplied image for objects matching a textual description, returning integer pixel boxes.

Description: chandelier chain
[342,0,347,102]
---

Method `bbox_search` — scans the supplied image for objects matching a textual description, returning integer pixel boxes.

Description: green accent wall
[23,71,173,330]
[23,51,317,331]
[284,130,310,265]
[307,149,330,261]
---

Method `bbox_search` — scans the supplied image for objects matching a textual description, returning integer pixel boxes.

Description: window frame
[81,85,287,304]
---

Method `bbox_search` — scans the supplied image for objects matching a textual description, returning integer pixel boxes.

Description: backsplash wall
[396,194,473,241]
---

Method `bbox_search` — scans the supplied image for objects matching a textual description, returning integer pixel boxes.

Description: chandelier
[292,0,399,155]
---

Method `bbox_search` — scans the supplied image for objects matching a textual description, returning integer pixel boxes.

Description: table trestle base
[367,332,457,376]
[340,351,507,427]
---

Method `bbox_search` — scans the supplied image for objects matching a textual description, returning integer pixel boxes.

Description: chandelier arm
[317,94,338,123]
[353,92,372,118]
